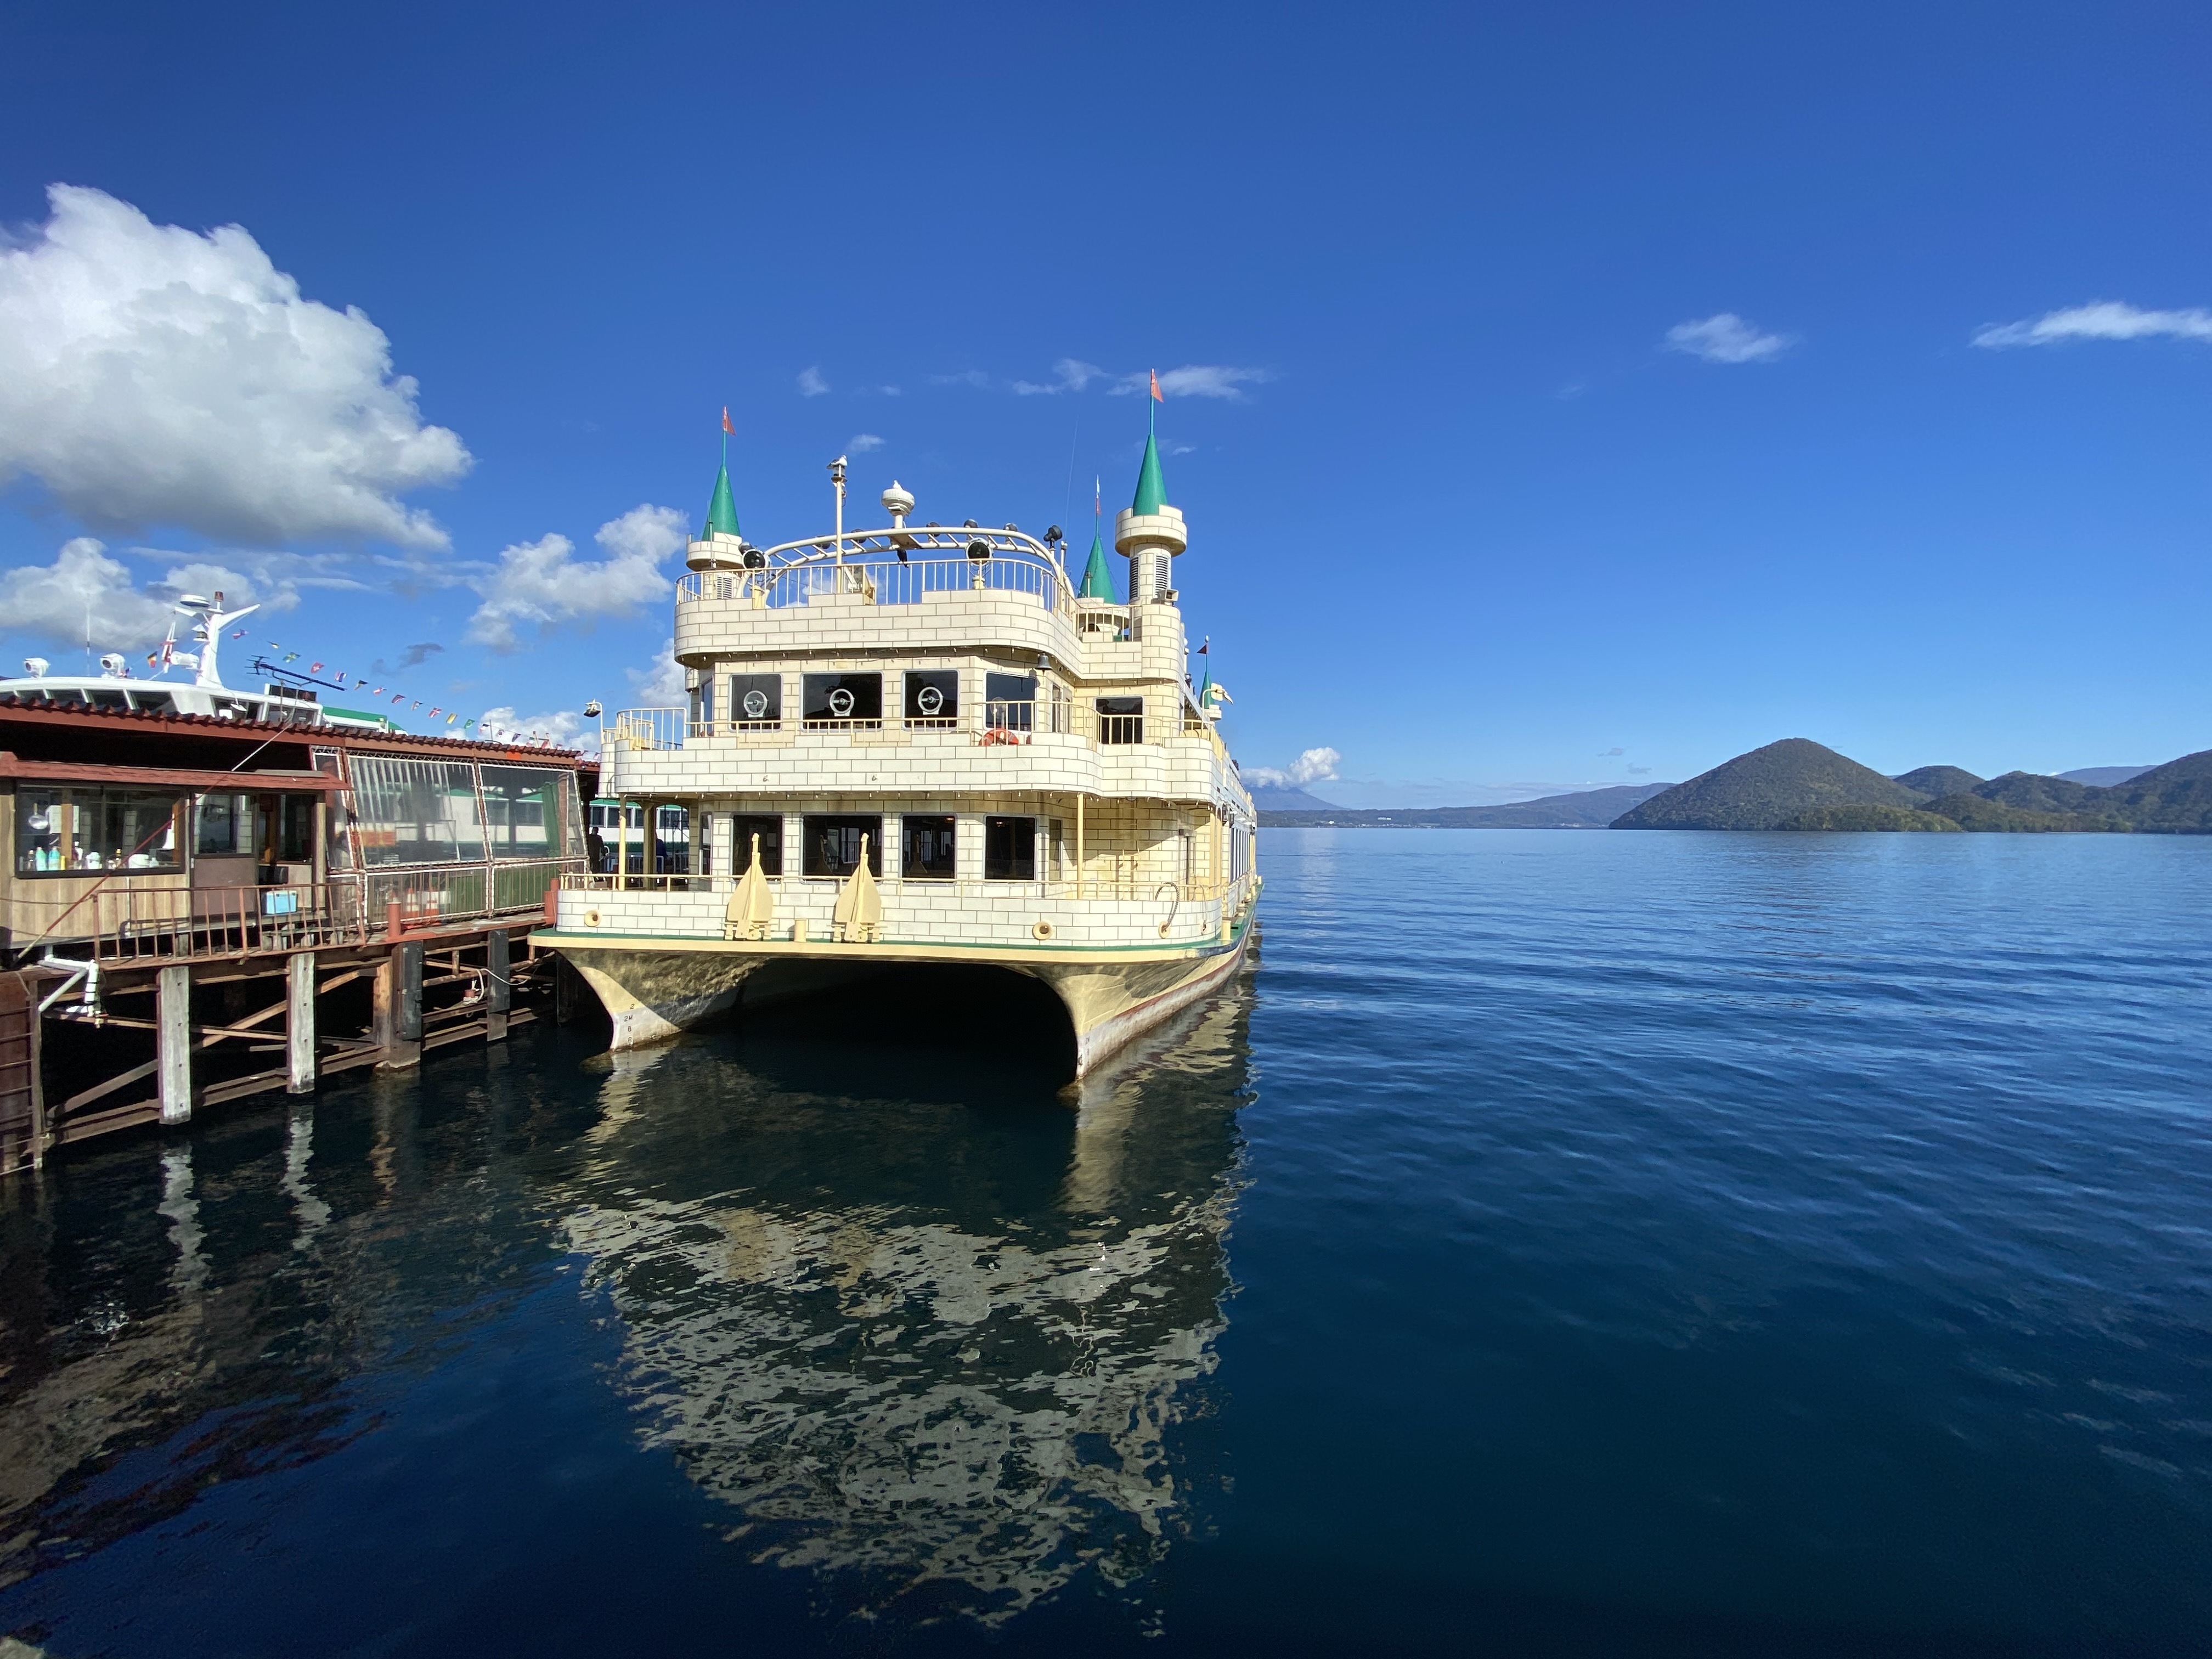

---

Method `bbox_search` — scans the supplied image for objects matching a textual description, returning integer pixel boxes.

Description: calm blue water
[3,830,2209,1657]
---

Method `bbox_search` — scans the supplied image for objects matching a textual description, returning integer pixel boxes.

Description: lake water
[2,830,2209,1657]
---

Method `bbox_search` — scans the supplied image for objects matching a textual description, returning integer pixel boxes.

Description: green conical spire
[1077,524,1116,601]
[1130,430,1167,516]
[704,462,740,538]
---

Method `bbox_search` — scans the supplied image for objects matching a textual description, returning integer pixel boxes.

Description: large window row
[344,758,574,868]
[615,813,1045,882]
[14,788,320,878]
[687,670,1082,736]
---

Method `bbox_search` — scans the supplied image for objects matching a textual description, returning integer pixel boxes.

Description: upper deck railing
[606,699,1218,754]
[677,529,1075,618]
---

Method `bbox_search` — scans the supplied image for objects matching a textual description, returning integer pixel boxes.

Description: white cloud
[151,560,299,614]
[1971,301,2212,349]
[476,703,597,754]
[1013,358,1105,396]
[1111,365,1270,399]
[1663,313,1795,364]
[465,503,685,651]
[930,369,992,388]
[0,537,176,652]
[797,365,830,396]
[847,432,884,453]
[0,184,470,549]
[626,637,687,706]
[1245,746,1341,790]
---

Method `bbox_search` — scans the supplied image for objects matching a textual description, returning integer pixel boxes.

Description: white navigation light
[22,657,48,678]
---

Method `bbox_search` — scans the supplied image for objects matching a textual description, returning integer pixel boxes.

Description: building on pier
[0,690,592,1172]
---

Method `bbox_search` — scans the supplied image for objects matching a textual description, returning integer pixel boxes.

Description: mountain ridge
[1613,740,2212,833]
[1261,782,1673,828]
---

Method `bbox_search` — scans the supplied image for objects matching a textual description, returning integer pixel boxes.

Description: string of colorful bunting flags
[137,628,566,746]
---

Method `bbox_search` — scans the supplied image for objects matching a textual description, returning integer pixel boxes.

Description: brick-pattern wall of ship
[674,585,1082,674]
[557,882,1231,951]
[601,728,1226,806]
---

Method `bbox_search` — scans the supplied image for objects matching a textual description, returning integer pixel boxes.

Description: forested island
[1612,738,2212,832]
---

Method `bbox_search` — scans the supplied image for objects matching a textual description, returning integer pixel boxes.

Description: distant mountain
[1894,765,1984,797]
[1610,740,2212,833]
[2095,749,2212,832]
[1972,771,2106,815]
[2058,765,2157,787]
[1613,740,1923,831]
[1247,785,1339,811]
[1261,782,1673,829]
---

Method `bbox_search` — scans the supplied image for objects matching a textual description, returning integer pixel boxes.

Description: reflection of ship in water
[558,973,1254,1623]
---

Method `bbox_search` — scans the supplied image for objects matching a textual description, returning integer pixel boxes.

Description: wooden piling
[383,942,423,1069]
[156,964,191,1124]
[287,952,317,1094]
[486,928,510,1042]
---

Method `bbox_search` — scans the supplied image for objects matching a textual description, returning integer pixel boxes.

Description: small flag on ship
[721,406,734,435]
[1150,369,1163,403]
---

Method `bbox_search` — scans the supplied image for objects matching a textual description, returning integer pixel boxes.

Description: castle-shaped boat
[543,426,1259,1075]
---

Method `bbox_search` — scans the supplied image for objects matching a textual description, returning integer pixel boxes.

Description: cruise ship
[541,426,1259,1076]
[2,595,398,730]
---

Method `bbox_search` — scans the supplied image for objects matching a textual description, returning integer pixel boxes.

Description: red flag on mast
[721,407,734,435]
[1149,369,1163,403]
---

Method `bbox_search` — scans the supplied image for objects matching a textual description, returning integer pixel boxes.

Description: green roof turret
[704,462,741,539]
[1130,430,1167,516]
[1077,523,1117,601]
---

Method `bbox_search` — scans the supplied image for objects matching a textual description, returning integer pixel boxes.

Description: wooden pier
[1,694,592,1173]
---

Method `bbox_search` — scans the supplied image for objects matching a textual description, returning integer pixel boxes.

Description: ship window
[15,787,182,876]
[984,816,1035,881]
[803,673,881,726]
[730,814,782,876]
[730,674,781,725]
[196,792,254,855]
[1095,696,1143,745]
[985,673,1035,732]
[904,670,958,726]
[88,688,128,710]
[128,689,174,714]
[901,815,956,879]
[803,815,883,878]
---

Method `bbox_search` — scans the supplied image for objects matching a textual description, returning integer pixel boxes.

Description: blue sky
[2,1,2207,802]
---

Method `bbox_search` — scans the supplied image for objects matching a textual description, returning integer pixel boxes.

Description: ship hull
[547,914,1253,1076]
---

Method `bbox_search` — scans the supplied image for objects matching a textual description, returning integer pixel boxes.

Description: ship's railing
[678,553,1072,617]
[559,868,1256,906]
[610,697,1195,750]
[608,707,688,751]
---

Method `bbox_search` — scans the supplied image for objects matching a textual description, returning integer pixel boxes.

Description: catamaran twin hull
[539,445,1259,1077]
